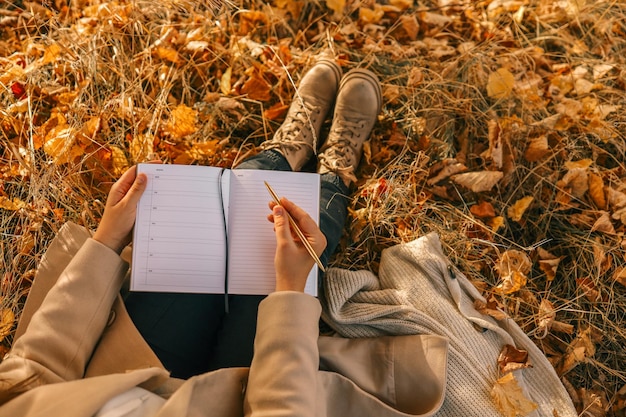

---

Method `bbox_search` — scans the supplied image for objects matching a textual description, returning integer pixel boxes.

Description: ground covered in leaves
[1,0,626,415]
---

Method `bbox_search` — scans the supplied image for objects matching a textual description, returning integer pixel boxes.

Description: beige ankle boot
[318,68,382,186]
[261,59,342,171]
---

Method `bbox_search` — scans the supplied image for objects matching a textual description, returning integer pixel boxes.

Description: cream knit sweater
[322,233,577,417]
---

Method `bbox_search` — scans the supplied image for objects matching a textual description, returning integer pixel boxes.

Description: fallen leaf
[475,294,508,320]
[524,135,550,162]
[489,216,505,233]
[110,146,129,176]
[325,0,345,14]
[471,201,496,218]
[537,298,556,335]
[507,196,534,222]
[498,344,533,375]
[0,196,27,211]
[164,104,198,139]
[399,15,419,40]
[220,67,232,95]
[427,159,467,185]
[452,171,503,192]
[241,74,271,101]
[557,167,588,200]
[0,309,15,343]
[591,212,615,234]
[537,247,562,282]
[487,68,515,99]
[495,250,531,294]
[154,46,180,64]
[359,5,385,24]
[588,173,606,210]
[612,267,626,288]
[491,372,538,417]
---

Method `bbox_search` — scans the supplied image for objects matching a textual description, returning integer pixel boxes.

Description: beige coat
[0,222,448,417]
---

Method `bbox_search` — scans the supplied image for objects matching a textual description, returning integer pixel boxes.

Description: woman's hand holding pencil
[266,185,327,293]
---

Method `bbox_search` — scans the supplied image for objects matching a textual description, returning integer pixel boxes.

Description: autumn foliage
[1,0,626,415]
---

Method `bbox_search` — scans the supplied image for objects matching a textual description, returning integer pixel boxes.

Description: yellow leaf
[359,5,385,24]
[390,0,414,9]
[564,159,592,170]
[491,373,538,417]
[44,128,84,165]
[0,196,27,211]
[487,68,515,99]
[155,46,180,64]
[507,196,533,222]
[0,309,15,343]
[451,171,503,192]
[130,134,155,163]
[164,104,198,140]
[220,67,232,95]
[489,216,505,233]
[326,0,345,14]
[110,146,129,177]
[41,43,61,65]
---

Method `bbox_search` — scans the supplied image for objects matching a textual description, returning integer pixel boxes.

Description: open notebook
[131,164,321,296]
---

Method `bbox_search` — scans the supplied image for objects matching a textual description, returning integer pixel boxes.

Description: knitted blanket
[322,233,577,417]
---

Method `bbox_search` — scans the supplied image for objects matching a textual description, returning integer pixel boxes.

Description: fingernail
[274,206,283,216]
[136,176,145,185]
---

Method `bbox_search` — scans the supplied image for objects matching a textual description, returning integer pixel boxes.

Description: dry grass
[1,0,626,414]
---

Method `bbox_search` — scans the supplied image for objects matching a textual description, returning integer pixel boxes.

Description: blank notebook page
[226,169,320,295]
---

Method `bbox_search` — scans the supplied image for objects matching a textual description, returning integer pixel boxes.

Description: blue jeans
[124,151,350,378]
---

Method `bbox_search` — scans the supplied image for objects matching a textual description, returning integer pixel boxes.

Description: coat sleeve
[0,238,128,391]
[244,291,321,417]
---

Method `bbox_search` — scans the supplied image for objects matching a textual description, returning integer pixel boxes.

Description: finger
[280,197,318,234]
[108,166,138,206]
[272,205,293,246]
[121,173,148,207]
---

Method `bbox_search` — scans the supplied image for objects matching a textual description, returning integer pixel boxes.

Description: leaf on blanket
[491,372,538,417]
[498,344,533,374]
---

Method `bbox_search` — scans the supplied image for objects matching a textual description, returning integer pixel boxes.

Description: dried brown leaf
[452,171,503,192]
[524,135,550,162]
[498,344,533,375]
[491,372,538,417]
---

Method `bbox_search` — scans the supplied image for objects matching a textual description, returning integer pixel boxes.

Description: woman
[0,60,449,416]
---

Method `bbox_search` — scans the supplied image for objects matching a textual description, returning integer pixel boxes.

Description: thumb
[273,205,292,245]
[123,173,148,206]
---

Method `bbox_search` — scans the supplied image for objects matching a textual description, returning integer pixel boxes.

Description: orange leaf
[155,46,180,64]
[110,146,129,177]
[241,74,271,101]
[524,135,550,162]
[470,201,496,218]
[588,172,606,210]
[507,196,533,222]
[220,67,232,95]
[264,103,289,121]
[399,15,419,40]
